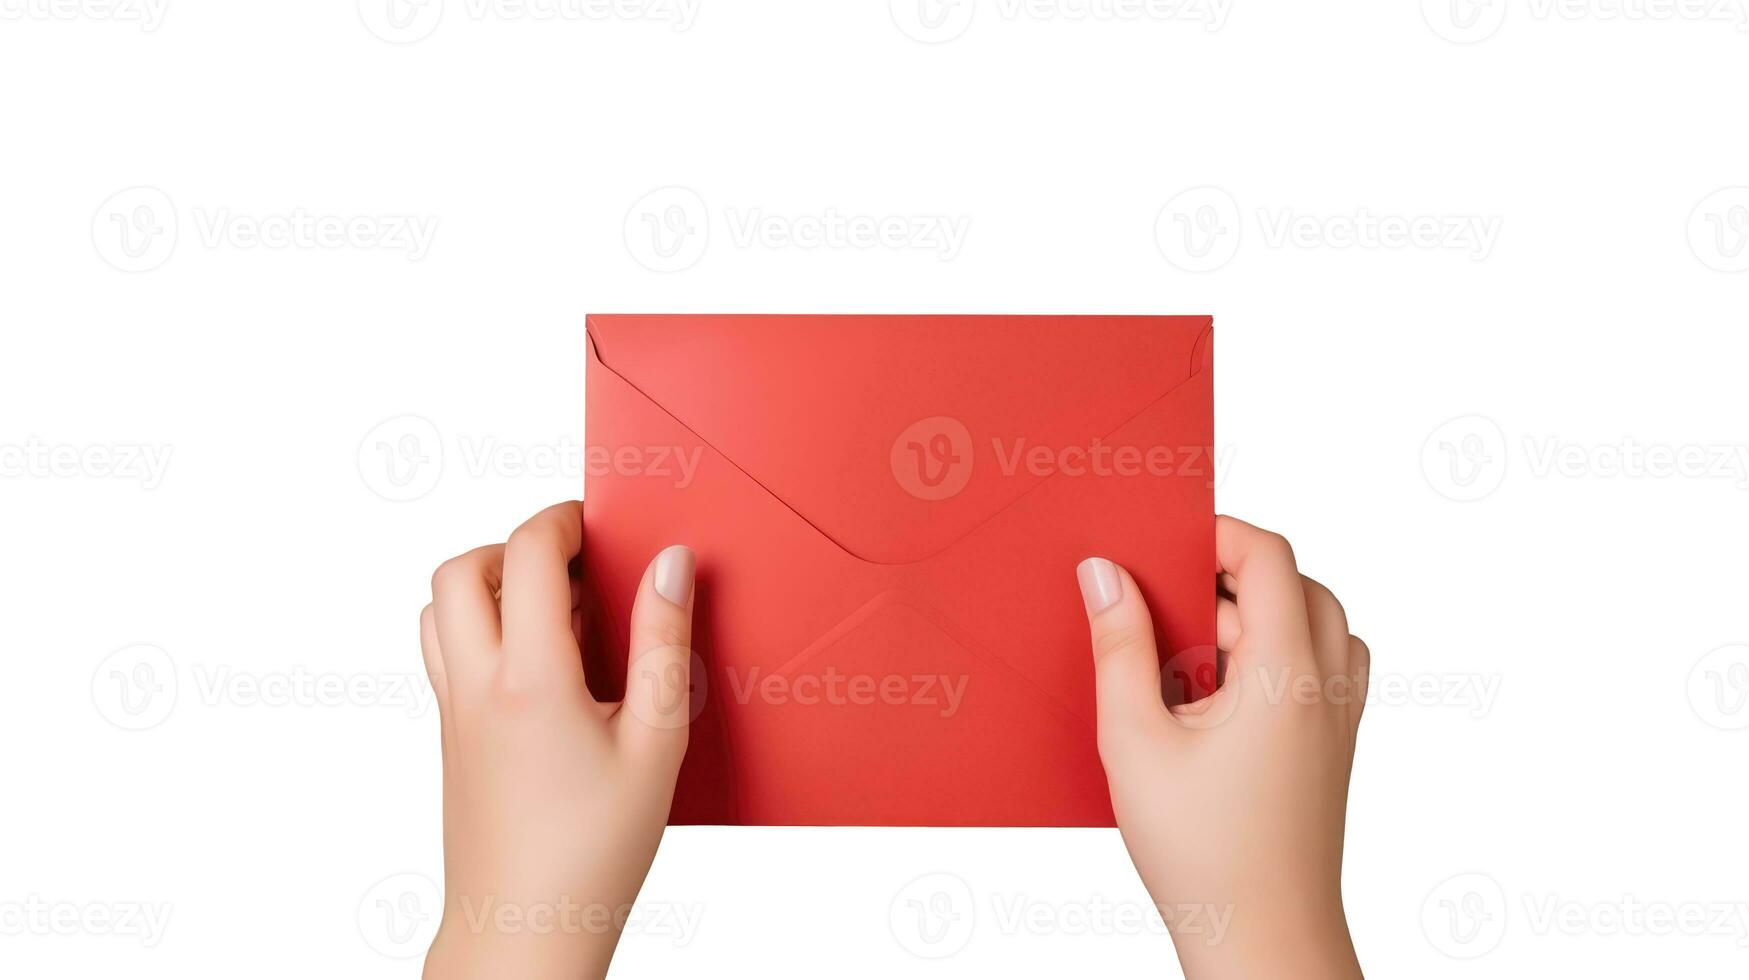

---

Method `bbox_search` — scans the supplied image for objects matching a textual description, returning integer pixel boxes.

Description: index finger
[499,500,588,689]
[1215,515,1315,672]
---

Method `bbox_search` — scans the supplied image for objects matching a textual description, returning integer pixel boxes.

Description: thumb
[617,545,698,758]
[1078,557,1174,761]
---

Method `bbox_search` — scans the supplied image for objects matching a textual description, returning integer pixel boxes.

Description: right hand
[1076,516,1368,980]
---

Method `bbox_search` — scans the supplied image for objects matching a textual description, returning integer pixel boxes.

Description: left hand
[419,501,696,980]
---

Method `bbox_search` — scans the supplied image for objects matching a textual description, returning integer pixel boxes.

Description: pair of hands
[419,502,1367,979]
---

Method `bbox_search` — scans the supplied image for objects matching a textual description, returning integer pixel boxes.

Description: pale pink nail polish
[1077,557,1122,615]
[654,545,695,606]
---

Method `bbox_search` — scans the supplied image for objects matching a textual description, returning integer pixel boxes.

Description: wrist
[425,933,613,980]
[424,906,620,980]
[1162,888,1360,980]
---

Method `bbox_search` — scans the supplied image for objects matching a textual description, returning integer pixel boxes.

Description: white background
[3,1,1747,977]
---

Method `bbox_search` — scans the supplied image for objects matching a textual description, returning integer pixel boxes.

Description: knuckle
[1093,622,1155,663]
[487,667,549,713]
[505,520,544,556]
[443,668,490,710]
[430,556,467,595]
[1305,579,1348,629]
[642,618,692,653]
[1257,531,1297,570]
[506,506,573,557]
[1095,722,1148,768]
[1302,576,1334,607]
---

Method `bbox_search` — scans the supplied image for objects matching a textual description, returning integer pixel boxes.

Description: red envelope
[582,314,1215,826]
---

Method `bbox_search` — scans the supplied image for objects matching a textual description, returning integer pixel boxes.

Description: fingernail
[1077,557,1122,616]
[654,545,695,606]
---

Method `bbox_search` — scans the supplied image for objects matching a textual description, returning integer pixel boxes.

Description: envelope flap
[587,314,1212,565]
